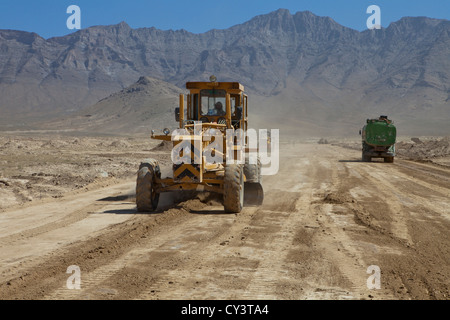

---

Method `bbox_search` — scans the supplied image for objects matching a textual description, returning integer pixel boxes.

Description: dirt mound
[151,141,173,152]
[110,140,131,148]
[396,137,450,160]
[41,140,69,148]
[321,192,355,204]
[2,140,25,149]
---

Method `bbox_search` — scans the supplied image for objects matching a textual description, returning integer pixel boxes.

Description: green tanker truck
[360,115,396,163]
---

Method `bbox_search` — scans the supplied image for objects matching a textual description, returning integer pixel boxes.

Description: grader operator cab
[136,77,264,213]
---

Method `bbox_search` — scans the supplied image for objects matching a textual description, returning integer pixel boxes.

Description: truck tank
[361,115,396,163]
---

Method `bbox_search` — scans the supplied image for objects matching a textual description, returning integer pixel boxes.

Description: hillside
[0,9,448,135]
[47,76,183,135]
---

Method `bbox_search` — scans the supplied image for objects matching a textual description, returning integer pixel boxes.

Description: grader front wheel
[223,164,244,213]
[136,160,160,212]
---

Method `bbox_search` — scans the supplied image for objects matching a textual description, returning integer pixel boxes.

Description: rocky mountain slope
[0,9,448,135]
[47,76,184,135]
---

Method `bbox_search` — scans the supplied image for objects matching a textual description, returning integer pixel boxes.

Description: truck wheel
[223,164,244,213]
[136,160,160,212]
[362,153,371,162]
[384,157,394,163]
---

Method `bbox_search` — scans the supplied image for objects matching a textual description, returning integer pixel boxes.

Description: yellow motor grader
[136,77,264,213]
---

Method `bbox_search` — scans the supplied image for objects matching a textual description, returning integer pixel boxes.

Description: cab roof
[186,81,245,92]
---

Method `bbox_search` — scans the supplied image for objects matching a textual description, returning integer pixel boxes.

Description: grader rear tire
[223,164,244,213]
[136,160,160,212]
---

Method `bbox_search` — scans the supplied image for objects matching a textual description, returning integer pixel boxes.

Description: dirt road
[0,142,448,300]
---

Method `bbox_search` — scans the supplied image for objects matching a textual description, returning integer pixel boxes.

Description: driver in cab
[214,102,226,116]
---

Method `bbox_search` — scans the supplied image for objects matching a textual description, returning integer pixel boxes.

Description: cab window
[200,89,226,116]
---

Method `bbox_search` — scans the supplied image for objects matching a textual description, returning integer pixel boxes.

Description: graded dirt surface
[0,138,449,300]
[0,135,170,211]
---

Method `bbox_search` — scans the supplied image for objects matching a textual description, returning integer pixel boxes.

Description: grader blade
[244,182,264,206]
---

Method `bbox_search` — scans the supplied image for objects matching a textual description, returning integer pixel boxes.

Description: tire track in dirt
[300,154,398,299]
[396,160,450,185]
[347,164,414,245]
[71,155,309,300]
[73,155,314,300]
[235,204,306,299]
[0,200,203,300]
[330,146,450,299]
[351,164,449,299]
[46,209,237,300]
[0,202,99,246]
[1,143,448,300]
[0,182,135,244]
[135,207,260,300]
[352,163,449,224]
[0,182,137,282]
[84,145,402,300]
[391,161,450,200]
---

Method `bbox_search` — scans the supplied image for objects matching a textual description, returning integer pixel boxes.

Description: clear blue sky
[0,0,448,39]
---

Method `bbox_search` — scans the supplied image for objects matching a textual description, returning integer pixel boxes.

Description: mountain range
[0,9,448,136]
